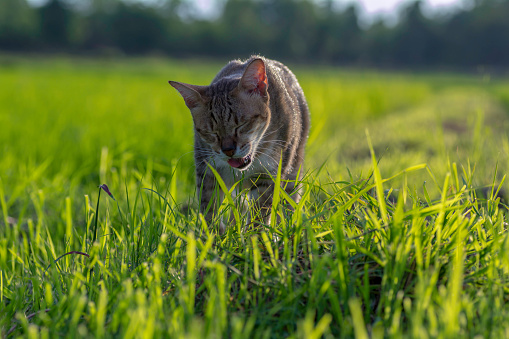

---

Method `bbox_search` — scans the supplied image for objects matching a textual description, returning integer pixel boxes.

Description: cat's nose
[221,138,236,157]
[222,147,235,157]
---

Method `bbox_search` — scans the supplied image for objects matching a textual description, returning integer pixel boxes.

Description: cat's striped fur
[169,56,310,231]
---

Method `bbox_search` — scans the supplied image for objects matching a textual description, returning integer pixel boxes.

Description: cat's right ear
[239,58,268,97]
[168,81,206,109]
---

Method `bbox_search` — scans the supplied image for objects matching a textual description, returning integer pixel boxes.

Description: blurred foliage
[1,0,509,68]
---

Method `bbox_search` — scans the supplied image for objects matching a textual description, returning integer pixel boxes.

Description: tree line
[1,0,509,69]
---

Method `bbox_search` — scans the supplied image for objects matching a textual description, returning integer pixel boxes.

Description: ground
[1,55,509,337]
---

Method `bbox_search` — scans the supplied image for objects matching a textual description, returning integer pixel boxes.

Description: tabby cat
[169,56,310,231]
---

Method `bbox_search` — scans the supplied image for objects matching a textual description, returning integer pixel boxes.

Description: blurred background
[2,0,509,70]
[2,0,509,204]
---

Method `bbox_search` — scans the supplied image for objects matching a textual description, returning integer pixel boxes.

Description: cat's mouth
[227,154,252,170]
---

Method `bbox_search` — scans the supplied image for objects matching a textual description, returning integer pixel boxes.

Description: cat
[169,55,310,232]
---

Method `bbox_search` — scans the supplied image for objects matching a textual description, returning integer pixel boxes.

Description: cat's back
[212,56,297,85]
[263,58,308,113]
[211,58,246,84]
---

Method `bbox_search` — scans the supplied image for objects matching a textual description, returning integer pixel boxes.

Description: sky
[28,0,468,24]
[351,0,462,14]
[350,0,467,24]
[348,0,469,26]
[189,0,467,25]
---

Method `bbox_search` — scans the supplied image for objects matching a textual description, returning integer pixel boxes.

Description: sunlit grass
[1,55,509,337]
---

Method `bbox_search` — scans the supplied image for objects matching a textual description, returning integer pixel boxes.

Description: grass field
[1,55,509,338]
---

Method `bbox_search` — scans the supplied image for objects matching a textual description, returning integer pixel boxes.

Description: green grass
[1,55,509,338]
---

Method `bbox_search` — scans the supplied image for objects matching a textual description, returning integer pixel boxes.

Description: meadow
[1,55,509,338]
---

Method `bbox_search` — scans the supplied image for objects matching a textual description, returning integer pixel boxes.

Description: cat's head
[169,58,271,171]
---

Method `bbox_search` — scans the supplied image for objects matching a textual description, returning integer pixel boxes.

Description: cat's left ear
[239,58,268,97]
[168,81,207,110]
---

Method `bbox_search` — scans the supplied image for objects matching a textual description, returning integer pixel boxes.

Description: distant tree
[262,0,319,60]
[0,0,38,50]
[217,0,320,60]
[439,0,509,67]
[217,0,270,56]
[39,0,73,49]
[390,1,442,67]
[109,3,167,54]
[1,0,509,69]
[464,0,509,66]
[361,19,394,66]
[316,4,362,64]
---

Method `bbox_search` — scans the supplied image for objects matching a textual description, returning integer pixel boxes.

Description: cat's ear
[168,81,207,109]
[238,58,268,97]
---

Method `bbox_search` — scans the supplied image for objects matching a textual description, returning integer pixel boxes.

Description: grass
[1,55,509,337]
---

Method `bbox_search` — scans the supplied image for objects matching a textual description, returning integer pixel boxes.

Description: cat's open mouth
[227,154,252,170]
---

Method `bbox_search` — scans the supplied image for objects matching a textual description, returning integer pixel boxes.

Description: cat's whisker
[259,137,286,144]
[254,150,280,167]
[257,142,306,162]
[263,125,284,138]
[194,148,216,155]
[255,144,283,152]
[254,147,278,155]
[194,148,214,153]
[257,141,287,149]
[179,150,198,158]
[256,145,285,152]
[194,147,216,154]
[255,145,284,153]
[259,140,286,146]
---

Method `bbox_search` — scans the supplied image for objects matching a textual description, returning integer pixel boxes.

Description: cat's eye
[235,122,249,135]
[200,130,216,137]
[198,129,218,141]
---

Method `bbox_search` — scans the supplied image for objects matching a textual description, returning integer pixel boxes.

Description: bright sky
[190,0,466,24]
[352,0,462,14]
[347,0,467,25]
